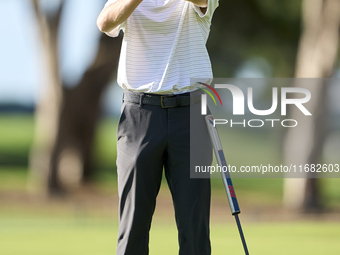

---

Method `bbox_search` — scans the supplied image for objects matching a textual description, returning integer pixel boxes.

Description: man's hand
[184,0,207,8]
[97,0,143,33]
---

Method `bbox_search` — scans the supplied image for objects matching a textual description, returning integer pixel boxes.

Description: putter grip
[205,115,241,215]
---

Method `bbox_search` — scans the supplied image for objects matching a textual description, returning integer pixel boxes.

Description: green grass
[1,114,340,207]
[1,114,340,254]
[93,117,118,173]
[218,127,283,169]
[0,115,34,167]
[0,114,35,149]
[0,167,28,191]
[0,216,340,255]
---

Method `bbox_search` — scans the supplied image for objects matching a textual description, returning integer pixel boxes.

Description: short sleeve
[193,0,219,21]
[102,0,125,37]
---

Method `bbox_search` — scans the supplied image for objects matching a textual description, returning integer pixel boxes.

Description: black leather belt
[123,90,201,108]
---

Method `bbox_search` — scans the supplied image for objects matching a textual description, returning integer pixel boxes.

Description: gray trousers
[116,92,212,255]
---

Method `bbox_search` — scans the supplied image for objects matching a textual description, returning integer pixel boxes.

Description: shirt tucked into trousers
[101,0,219,254]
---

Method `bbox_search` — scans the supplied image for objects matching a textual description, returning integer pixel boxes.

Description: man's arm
[184,0,207,8]
[97,0,143,33]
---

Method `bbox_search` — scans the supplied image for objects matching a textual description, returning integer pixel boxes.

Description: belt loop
[139,93,144,108]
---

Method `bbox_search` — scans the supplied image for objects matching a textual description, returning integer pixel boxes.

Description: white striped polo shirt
[103,0,219,94]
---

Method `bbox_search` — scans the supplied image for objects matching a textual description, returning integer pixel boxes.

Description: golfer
[97,0,218,254]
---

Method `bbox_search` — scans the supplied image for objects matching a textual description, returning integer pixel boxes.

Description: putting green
[1,217,339,255]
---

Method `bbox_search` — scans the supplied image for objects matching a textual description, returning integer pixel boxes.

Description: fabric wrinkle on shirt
[103,0,219,94]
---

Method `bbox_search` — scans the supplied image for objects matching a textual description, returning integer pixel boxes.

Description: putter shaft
[205,115,250,255]
[234,214,249,255]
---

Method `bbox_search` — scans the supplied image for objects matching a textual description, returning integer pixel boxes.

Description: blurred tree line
[29,0,122,195]
[28,0,340,213]
[208,0,301,77]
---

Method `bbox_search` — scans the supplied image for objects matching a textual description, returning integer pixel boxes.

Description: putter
[205,114,250,255]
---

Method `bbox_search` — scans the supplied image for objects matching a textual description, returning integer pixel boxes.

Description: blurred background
[0,0,340,254]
